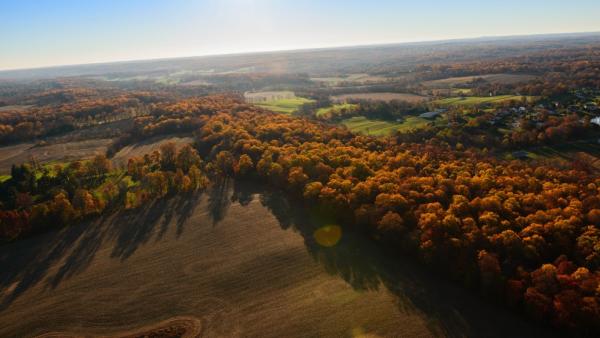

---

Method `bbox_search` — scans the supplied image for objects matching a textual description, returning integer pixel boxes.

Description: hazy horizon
[1,30,599,74]
[2,0,600,71]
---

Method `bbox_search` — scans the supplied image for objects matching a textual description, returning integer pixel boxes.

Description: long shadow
[208,178,233,225]
[0,222,90,310]
[0,182,579,337]
[250,186,567,338]
[0,192,204,309]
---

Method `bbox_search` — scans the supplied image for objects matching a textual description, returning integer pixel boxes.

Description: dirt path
[0,184,559,337]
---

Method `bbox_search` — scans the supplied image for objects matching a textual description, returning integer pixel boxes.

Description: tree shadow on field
[0,192,204,310]
[249,187,565,338]
[208,178,233,225]
[108,191,205,260]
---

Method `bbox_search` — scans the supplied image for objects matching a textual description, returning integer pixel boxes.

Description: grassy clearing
[341,116,430,136]
[332,92,427,104]
[452,89,472,95]
[397,117,431,132]
[244,91,295,102]
[316,103,359,118]
[0,175,10,183]
[423,74,536,88]
[311,73,388,85]
[256,97,315,114]
[245,91,315,114]
[434,95,537,107]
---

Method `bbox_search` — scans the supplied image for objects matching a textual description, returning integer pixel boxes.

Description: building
[419,111,441,119]
[512,151,530,160]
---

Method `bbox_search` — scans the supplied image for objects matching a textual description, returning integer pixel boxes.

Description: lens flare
[313,225,342,247]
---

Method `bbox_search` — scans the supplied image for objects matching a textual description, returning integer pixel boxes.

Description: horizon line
[1,30,600,74]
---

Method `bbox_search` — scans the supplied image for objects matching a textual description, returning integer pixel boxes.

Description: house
[419,111,441,119]
[591,116,600,126]
[512,151,530,160]
[585,102,598,111]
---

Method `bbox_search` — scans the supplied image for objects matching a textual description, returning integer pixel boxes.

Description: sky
[1,0,600,71]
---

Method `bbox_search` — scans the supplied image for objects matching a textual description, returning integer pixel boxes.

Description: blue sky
[1,0,600,70]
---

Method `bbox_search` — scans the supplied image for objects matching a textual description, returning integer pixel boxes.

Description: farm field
[0,186,554,338]
[341,116,430,136]
[244,91,295,103]
[311,73,389,85]
[315,103,359,118]
[332,92,428,103]
[422,74,537,88]
[256,97,315,114]
[433,95,537,107]
[245,91,315,114]
[0,105,33,112]
[0,139,113,174]
[111,136,194,168]
[522,140,600,165]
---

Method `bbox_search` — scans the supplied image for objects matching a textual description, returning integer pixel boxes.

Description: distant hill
[1,32,600,80]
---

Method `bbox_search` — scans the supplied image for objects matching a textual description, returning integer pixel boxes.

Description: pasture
[256,97,315,114]
[434,95,536,107]
[422,74,536,88]
[332,92,427,104]
[244,91,296,103]
[316,103,359,118]
[245,91,315,114]
[341,116,430,136]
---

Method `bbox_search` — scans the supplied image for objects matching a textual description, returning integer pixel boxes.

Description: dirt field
[36,317,202,338]
[0,105,33,112]
[111,136,195,168]
[0,183,558,338]
[332,92,428,103]
[0,139,113,173]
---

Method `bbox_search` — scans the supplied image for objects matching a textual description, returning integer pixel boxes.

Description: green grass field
[434,95,536,107]
[256,97,315,114]
[341,116,430,136]
[316,103,359,118]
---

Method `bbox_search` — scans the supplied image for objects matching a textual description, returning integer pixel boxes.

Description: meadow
[341,116,430,136]
[315,103,359,118]
[332,92,428,104]
[433,95,536,107]
[245,91,315,114]
[422,74,537,88]
[256,97,315,114]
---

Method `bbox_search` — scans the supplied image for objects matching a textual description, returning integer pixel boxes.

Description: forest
[0,95,598,332]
